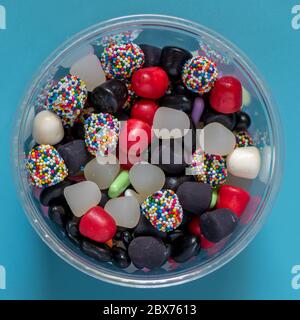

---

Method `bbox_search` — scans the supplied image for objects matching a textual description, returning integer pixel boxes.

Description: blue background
[0,0,298,299]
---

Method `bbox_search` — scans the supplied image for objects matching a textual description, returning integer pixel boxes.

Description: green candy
[209,189,218,209]
[108,170,130,198]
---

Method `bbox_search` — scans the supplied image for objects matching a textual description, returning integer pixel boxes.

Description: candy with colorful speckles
[46,74,87,127]
[234,131,254,148]
[141,189,183,233]
[182,56,218,94]
[100,42,144,79]
[25,144,68,188]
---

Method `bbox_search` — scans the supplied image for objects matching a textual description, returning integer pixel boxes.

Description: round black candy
[133,215,167,240]
[163,175,194,192]
[176,182,212,215]
[81,240,112,262]
[202,108,237,131]
[128,236,168,269]
[160,46,192,80]
[235,111,251,130]
[139,44,162,67]
[48,205,70,227]
[159,94,193,114]
[91,79,128,114]
[66,218,82,246]
[57,140,90,176]
[112,247,131,269]
[200,208,238,243]
[171,235,200,263]
[40,180,72,207]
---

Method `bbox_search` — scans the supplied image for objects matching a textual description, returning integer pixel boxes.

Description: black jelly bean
[159,94,193,114]
[81,239,112,262]
[91,79,128,114]
[163,175,194,192]
[133,215,167,240]
[202,108,237,130]
[57,140,90,176]
[139,44,162,67]
[121,231,133,247]
[166,229,185,243]
[235,111,251,130]
[128,236,168,269]
[171,234,200,263]
[160,46,192,80]
[200,208,238,243]
[48,205,70,227]
[99,189,110,208]
[66,218,82,246]
[112,247,131,269]
[177,182,212,215]
[40,180,72,207]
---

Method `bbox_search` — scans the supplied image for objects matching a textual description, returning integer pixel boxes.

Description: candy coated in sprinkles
[234,130,254,148]
[190,148,227,188]
[141,189,183,233]
[25,145,68,188]
[46,74,87,127]
[100,42,145,79]
[123,81,137,110]
[182,56,218,94]
[84,113,119,157]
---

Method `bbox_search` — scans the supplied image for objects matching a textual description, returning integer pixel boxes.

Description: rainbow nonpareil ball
[141,189,183,233]
[190,148,227,188]
[47,74,88,127]
[234,131,254,148]
[182,56,218,94]
[84,113,119,157]
[25,145,68,188]
[100,42,145,79]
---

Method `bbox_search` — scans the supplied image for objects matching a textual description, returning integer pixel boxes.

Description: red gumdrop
[132,67,169,99]
[209,76,242,114]
[79,206,116,243]
[216,185,250,218]
[131,99,159,126]
[188,216,215,249]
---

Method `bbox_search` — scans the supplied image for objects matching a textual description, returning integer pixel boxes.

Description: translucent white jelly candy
[153,107,190,139]
[259,146,271,183]
[105,196,140,228]
[226,146,261,179]
[242,86,251,107]
[84,154,120,190]
[129,162,165,197]
[125,189,145,204]
[70,54,106,91]
[200,122,236,156]
[64,181,101,217]
[32,110,64,145]
[61,44,94,68]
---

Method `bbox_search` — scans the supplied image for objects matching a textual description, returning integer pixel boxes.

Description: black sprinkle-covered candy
[200,208,238,243]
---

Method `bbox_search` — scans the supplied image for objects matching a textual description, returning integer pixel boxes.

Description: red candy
[188,216,215,249]
[209,76,242,114]
[216,185,250,218]
[79,206,117,243]
[131,99,159,126]
[131,67,169,99]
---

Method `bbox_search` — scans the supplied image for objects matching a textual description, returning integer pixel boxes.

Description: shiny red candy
[131,99,159,126]
[188,216,215,249]
[131,67,169,99]
[216,185,250,218]
[209,76,242,114]
[119,119,152,157]
[79,206,117,243]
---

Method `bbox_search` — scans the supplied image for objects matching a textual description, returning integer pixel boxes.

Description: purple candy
[191,97,205,125]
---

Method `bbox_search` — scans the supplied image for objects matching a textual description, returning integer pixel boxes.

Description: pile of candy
[25,41,261,270]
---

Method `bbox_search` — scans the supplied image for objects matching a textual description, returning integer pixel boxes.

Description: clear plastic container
[12,15,284,288]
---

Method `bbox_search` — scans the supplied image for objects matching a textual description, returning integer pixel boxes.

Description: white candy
[124,189,145,204]
[61,44,94,68]
[226,147,261,179]
[64,181,101,217]
[200,122,236,156]
[242,86,251,107]
[32,110,64,145]
[153,107,190,139]
[259,146,271,183]
[84,154,120,190]
[129,162,165,197]
[105,196,140,228]
[70,54,106,91]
